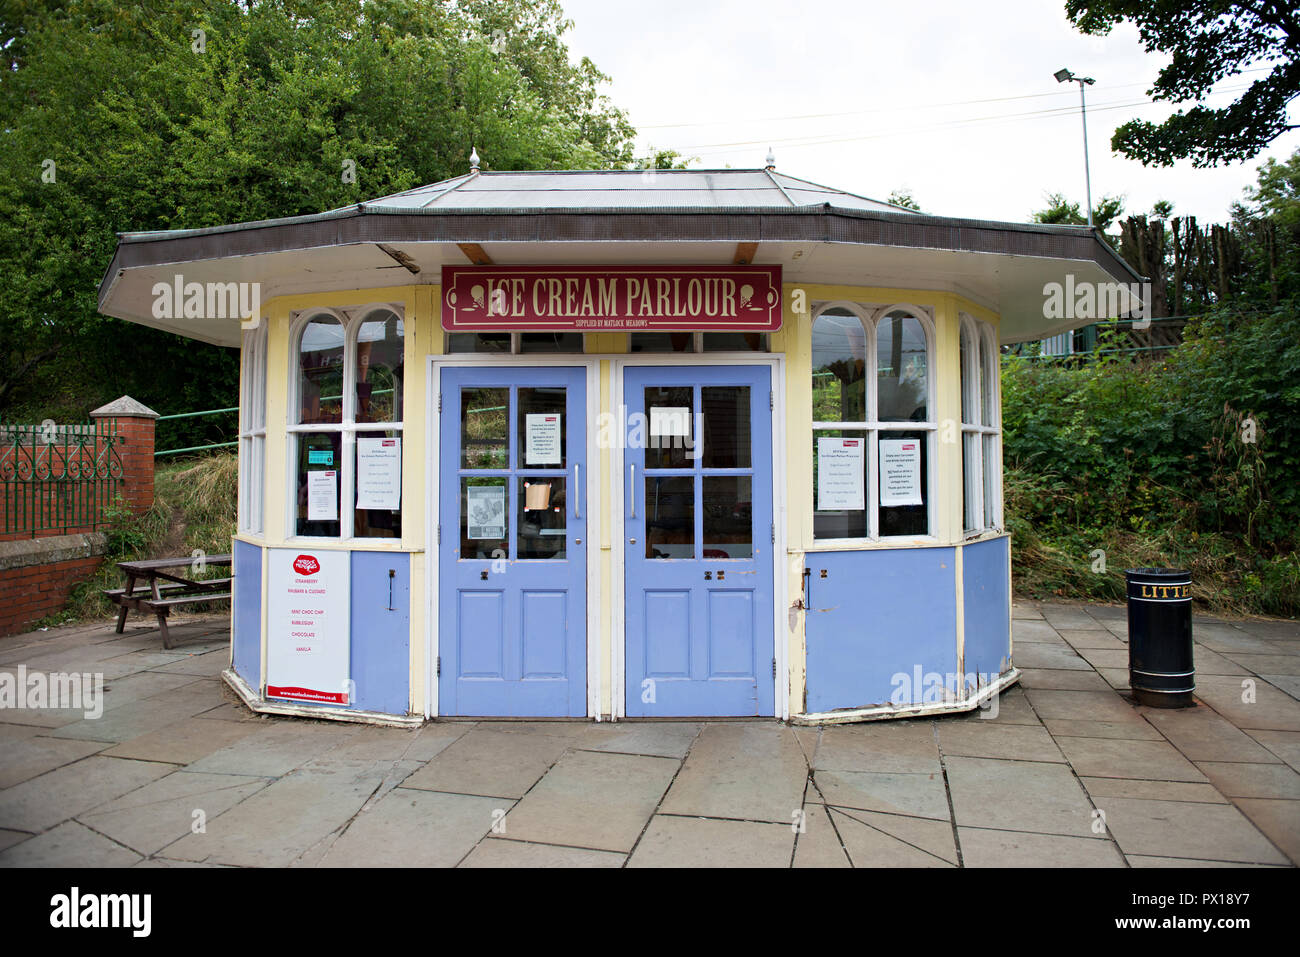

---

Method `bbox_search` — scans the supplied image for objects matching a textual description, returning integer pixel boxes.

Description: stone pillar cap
[90,396,159,419]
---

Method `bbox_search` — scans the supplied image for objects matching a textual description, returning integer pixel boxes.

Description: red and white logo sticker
[293,554,320,576]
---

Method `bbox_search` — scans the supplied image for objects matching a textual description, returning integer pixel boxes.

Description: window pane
[701,386,750,469]
[980,334,995,425]
[963,432,980,532]
[877,311,928,422]
[356,310,403,423]
[447,333,511,353]
[959,324,972,425]
[461,477,508,559]
[812,310,866,422]
[520,332,582,353]
[298,315,345,424]
[703,332,767,352]
[518,387,567,469]
[295,432,341,537]
[630,332,694,353]
[644,386,694,469]
[645,475,693,559]
[813,429,867,540]
[983,433,998,526]
[879,430,928,536]
[703,476,752,559]
[354,430,402,539]
[518,477,567,559]
[461,388,508,469]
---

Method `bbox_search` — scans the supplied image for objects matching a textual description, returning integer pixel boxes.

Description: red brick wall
[0,554,103,635]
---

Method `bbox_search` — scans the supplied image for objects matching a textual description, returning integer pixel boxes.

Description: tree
[1032,192,1125,233]
[0,0,637,426]
[887,189,921,211]
[1065,1,1300,167]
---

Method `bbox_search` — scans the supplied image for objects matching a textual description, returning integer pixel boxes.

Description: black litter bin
[1126,568,1195,708]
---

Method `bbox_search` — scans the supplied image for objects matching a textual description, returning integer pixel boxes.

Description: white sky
[557,0,1298,224]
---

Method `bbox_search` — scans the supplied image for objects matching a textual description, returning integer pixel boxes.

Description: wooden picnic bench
[105,554,232,649]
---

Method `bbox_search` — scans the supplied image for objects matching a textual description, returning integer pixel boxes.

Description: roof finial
[764,147,775,171]
[469,146,481,174]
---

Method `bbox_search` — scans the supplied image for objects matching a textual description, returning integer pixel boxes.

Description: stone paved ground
[0,603,1296,867]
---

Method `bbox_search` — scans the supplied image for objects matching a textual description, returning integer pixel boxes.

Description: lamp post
[1055,68,1096,228]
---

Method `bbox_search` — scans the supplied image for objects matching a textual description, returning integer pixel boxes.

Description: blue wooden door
[438,366,587,716]
[624,365,774,716]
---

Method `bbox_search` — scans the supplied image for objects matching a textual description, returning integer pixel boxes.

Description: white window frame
[237,323,267,535]
[810,301,937,544]
[960,312,1002,535]
[287,303,405,541]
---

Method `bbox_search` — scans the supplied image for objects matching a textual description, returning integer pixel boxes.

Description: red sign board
[441,265,782,332]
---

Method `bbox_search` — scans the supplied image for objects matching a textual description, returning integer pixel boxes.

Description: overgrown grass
[66,453,238,622]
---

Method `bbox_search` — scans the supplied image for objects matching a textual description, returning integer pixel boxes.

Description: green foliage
[1064,1,1300,166]
[1032,192,1125,233]
[887,189,921,211]
[1003,301,1300,616]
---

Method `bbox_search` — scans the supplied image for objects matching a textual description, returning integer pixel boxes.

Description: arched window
[238,322,267,535]
[960,313,1001,533]
[290,305,405,540]
[811,303,935,541]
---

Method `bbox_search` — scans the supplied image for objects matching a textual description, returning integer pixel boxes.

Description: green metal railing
[155,407,237,458]
[0,419,123,537]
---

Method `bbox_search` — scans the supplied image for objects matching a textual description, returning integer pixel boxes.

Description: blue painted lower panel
[348,552,410,715]
[962,536,1012,681]
[232,540,262,690]
[804,548,958,713]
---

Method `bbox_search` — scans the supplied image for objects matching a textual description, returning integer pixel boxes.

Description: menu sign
[441,265,782,331]
[267,549,350,705]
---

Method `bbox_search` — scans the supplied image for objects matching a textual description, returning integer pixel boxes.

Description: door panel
[624,365,774,717]
[439,366,587,716]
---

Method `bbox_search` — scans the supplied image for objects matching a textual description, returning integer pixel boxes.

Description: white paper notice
[467,485,506,539]
[525,414,562,465]
[816,437,865,510]
[307,470,338,521]
[650,407,691,438]
[267,549,351,705]
[879,438,923,506]
[356,437,401,510]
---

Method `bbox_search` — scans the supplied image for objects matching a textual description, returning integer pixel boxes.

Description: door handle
[574,463,581,519]
[629,463,636,518]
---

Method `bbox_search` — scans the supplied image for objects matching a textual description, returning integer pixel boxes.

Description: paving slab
[102,716,262,765]
[1262,675,1300,700]
[957,826,1123,867]
[952,685,1041,726]
[1195,762,1300,800]
[48,681,228,743]
[1039,605,1107,631]
[317,788,502,867]
[937,721,1065,763]
[459,837,625,868]
[0,755,173,833]
[1012,643,1093,671]
[944,756,1097,838]
[0,820,141,868]
[0,735,107,789]
[1126,854,1286,868]
[814,769,951,820]
[1018,668,1113,692]
[163,763,390,866]
[1192,626,1284,656]
[575,721,700,758]
[1059,630,1127,650]
[1234,620,1300,641]
[812,719,940,774]
[98,672,203,712]
[659,723,807,823]
[1244,729,1300,772]
[1022,688,1142,724]
[185,721,360,777]
[1099,796,1290,865]
[1187,646,1255,676]
[499,749,678,852]
[1142,705,1280,763]
[1012,620,1066,644]
[1080,777,1229,804]
[400,723,474,762]
[1194,674,1300,731]
[1075,648,1131,672]
[1012,602,1043,620]
[1097,668,1131,690]
[1042,717,1163,740]
[628,816,793,867]
[1231,798,1300,865]
[0,828,29,853]
[146,650,232,677]
[1055,736,1209,783]
[833,807,955,866]
[1085,604,1127,622]
[399,726,571,799]
[78,771,270,856]
[791,804,850,867]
